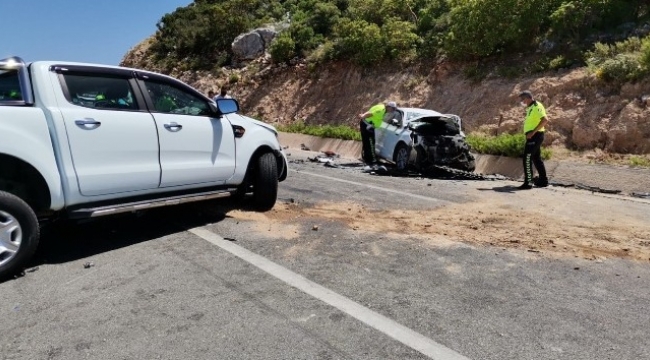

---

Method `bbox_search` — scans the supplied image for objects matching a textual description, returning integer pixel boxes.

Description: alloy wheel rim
[397,148,409,169]
[0,210,23,267]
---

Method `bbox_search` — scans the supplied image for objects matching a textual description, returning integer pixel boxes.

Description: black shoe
[534,178,549,187]
[517,183,533,190]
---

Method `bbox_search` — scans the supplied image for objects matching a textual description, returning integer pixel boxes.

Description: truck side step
[68,189,235,219]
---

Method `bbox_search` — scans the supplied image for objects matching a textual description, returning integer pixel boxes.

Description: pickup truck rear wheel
[252,153,278,211]
[0,191,39,279]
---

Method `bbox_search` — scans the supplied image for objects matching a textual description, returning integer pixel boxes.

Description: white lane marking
[188,226,471,360]
[290,170,450,204]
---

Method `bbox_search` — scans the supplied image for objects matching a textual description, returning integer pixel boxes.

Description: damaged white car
[374,108,476,173]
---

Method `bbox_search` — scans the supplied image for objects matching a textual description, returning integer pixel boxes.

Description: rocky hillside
[122,38,650,155]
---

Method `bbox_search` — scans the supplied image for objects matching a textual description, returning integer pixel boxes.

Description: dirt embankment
[122,40,650,154]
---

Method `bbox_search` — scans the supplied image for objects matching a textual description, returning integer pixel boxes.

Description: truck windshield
[0,69,22,101]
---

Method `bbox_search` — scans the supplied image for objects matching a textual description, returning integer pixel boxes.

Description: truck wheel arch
[240,145,286,184]
[0,154,51,213]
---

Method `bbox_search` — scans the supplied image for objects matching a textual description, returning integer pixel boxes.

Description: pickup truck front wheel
[252,152,278,211]
[0,191,39,279]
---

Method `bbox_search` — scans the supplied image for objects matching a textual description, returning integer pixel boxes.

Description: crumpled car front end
[408,116,476,172]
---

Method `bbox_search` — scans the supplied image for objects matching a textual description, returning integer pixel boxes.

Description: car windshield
[406,112,429,121]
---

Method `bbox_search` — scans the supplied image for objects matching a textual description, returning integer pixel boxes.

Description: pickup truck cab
[0,56,288,278]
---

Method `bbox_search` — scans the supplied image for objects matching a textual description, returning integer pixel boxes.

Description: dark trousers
[360,121,376,164]
[523,132,547,184]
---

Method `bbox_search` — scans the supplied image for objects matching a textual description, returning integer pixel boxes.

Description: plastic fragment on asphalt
[549,181,574,187]
[575,183,622,194]
[632,192,650,199]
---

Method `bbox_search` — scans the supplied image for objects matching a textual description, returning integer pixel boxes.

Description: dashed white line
[188,226,471,360]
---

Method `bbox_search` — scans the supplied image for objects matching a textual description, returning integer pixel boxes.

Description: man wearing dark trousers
[358,101,398,165]
[518,91,549,190]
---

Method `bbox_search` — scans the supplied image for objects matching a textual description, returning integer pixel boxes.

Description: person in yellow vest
[518,90,549,190]
[358,101,397,165]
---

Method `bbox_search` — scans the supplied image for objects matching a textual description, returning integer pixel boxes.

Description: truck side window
[61,73,138,110]
[143,81,210,116]
[0,70,22,101]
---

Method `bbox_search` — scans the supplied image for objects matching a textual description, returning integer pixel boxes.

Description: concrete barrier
[279,132,362,159]
[279,132,524,178]
[278,132,650,194]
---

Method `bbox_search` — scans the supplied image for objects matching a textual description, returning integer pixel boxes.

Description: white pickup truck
[0,57,288,278]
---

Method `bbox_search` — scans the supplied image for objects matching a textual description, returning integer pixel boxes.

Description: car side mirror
[215,98,239,115]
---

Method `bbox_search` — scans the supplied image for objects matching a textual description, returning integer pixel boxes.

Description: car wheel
[252,153,278,211]
[394,143,410,172]
[0,191,40,279]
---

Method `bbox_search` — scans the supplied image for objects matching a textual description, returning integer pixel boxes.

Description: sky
[1,0,192,65]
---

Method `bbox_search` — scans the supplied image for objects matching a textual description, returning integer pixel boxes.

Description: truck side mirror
[215,98,239,115]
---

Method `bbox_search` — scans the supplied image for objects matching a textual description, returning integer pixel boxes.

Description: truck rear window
[0,70,22,101]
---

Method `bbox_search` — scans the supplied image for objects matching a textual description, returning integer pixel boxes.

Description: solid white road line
[290,170,451,204]
[188,226,471,360]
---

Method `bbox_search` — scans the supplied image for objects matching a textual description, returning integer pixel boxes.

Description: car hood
[227,114,278,135]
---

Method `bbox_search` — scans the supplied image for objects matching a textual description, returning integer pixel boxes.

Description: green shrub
[334,19,384,66]
[548,0,638,42]
[269,32,296,63]
[277,121,361,141]
[291,25,323,54]
[466,133,552,160]
[381,18,419,61]
[444,0,554,59]
[629,155,650,168]
[548,55,571,70]
[598,54,643,82]
[585,36,649,82]
[307,40,337,64]
[308,2,341,36]
[228,73,240,84]
[147,0,650,75]
[641,36,650,69]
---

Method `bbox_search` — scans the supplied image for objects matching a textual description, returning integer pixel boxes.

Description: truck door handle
[75,118,101,127]
[164,122,183,131]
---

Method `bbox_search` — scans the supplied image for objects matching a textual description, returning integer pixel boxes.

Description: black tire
[462,159,476,172]
[252,152,278,211]
[464,152,477,172]
[394,143,410,172]
[0,191,40,279]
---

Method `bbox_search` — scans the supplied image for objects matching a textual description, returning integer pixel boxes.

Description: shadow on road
[28,199,249,269]
[477,185,521,193]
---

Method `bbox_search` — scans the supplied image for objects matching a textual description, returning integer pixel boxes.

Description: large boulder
[256,28,277,47]
[232,28,278,60]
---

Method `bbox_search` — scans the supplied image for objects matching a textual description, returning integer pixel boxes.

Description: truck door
[52,68,161,196]
[138,76,236,188]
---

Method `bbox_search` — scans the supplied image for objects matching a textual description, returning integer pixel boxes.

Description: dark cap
[519,90,533,99]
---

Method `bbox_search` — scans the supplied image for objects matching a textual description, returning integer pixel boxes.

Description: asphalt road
[2,154,650,360]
